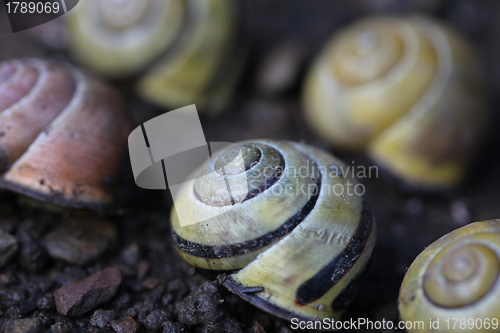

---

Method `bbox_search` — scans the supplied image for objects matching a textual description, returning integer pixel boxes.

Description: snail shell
[0,58,132,209]
[67,0,243,114]
[399,220,500,333]
[171,139,376,320]
[303,16,488,188]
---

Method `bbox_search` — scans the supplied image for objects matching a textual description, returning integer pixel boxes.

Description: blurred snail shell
[67,0,244,114]
[0,58,132,209]
[171,139,376,320]
[303,16,488,188]
[399,220,500,333]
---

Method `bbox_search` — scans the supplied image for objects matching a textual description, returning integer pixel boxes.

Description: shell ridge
[172,174,321,259]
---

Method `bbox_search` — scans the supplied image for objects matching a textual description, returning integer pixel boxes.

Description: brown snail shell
[0,58,132,209]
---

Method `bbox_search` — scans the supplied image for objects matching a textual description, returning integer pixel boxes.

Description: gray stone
[143,309,169,331]
[36,293,55,312]
[176,282,243,333]
[162,321,186,333]
[42,217,116,266]
[4,318,43,333]
[0,287,26,304]
[49,322,72,333]
[90,309,116,328]
[120,243,140,267]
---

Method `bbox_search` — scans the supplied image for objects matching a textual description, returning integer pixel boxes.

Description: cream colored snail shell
[171,139,376,320]
[67,0,243,114]
[303,16,488,189]
[0,58,132,209]
[399,220,500,333]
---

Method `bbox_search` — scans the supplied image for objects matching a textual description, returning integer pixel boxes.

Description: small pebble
[0,230,18,267]
[110,316,139,333]
[133,300,154,322]
[54,267,122,316]
[0,287,27,304]
[450,200,470,225]
[176,281,243,333]
[141,278,161,290]
[120,243,140,267]
[162,321,186,333]
[19,298,37,315]
[0,273,17,287]
[4,318,43,333]
[36,293,55,312]
[248,323,267,333]
[186,267,196,276]
[49,322,72,333]
[137,260,150,280]
[143,309,170,331]
[90,309,116,328]
[42,217,116,266]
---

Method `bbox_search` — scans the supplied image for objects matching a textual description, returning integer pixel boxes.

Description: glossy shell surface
[303,16,488,188]
[399,220,500,333]
[67,0,243,114]
[0,59,131,209]
[171,139,376,320]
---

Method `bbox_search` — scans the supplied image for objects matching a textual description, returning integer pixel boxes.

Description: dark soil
[1,0,500,332]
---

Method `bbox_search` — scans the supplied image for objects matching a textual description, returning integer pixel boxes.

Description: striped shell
[303,16,488,189]
[67,0,243,115]
[0,58,131,209]
[171,139,376,320]
[399,220,500,333]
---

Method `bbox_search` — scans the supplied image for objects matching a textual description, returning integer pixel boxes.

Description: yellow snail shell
[67,0,243,114]
[171,139,376,320]
[399,220,500,333]
[303,16,488,188]
[0,58,132,209]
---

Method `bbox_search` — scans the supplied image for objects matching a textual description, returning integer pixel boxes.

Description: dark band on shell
[171,139,376,320]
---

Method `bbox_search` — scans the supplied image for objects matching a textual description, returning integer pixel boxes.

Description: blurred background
[1,0,500,332]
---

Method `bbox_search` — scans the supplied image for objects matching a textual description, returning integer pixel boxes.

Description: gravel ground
[1,0,500,332]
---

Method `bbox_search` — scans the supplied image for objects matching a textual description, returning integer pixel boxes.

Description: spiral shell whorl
[171,140,375,320]
[0,59,131,208]
[194,143,284,207]
[98,0,150,29]
[331,28,404,85]
[304,16,487,188]
[399,220,500,333]
[68,0,185,77]
[68,0,242,113]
